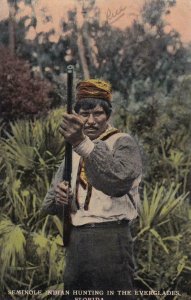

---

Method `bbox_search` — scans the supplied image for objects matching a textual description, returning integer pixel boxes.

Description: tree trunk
[76,2,90,79]
[8,0,17,55]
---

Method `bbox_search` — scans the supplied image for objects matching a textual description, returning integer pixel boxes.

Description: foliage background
[0,0,191,299]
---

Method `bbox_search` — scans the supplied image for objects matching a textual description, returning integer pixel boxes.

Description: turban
[76,79,112,102]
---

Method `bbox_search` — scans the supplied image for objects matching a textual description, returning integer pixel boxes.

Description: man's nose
[87,113,95,124]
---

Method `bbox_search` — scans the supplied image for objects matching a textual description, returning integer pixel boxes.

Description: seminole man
[42,79,142,299]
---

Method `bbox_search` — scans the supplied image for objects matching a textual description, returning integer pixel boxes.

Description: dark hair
[74,98,112,117]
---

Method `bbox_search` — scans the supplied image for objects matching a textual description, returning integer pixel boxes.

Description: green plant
[134,183,191,299]
[1,109,65,225]
[0,110,66,296]
[0,217,26,283]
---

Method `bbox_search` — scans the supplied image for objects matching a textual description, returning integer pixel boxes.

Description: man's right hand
[55,181,73,205]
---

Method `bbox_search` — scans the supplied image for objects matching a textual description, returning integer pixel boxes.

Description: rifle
[63,65,74,247]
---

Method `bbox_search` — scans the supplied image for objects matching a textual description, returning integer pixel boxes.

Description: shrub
[0,46,52,121]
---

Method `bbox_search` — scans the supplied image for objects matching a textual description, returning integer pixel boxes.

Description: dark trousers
[63,222,136,300]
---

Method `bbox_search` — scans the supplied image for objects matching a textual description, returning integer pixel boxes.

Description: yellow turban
[76,79,112,102]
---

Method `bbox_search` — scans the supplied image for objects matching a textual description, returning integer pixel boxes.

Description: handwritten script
[106,6,127,24]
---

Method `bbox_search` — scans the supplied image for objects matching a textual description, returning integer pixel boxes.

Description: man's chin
[86,133,99,140]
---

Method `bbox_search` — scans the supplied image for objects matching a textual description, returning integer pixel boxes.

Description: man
[42,79,142,299]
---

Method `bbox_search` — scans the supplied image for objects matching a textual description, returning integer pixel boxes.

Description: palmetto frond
[25,231,64,286]
[1,109,65,226]
[2,109,65,178]
[136,183,189,273]
[0,217,26,281]
[139,183,188,230]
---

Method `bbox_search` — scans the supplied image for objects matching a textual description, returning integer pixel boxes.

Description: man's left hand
[59,113,86,147]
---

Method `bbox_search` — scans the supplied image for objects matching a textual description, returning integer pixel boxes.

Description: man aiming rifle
[42,77,142,299]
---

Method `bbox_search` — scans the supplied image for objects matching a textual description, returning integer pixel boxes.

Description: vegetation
[0,105,190,299]
[0,46,53,122]
[0,110,65,298]
[0,0,191,299]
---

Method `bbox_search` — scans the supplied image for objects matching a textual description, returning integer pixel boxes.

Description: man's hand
[59,113,86,147]
[55,181,73,205]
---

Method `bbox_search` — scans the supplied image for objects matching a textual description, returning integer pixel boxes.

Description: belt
[72,219,130,229]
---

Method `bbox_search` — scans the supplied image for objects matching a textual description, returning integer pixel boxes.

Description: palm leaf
[0,218,26,281]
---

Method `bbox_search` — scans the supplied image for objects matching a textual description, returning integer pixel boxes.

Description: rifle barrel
[63,65,74,247]
[67,65,73,114]
[63,65,74,183]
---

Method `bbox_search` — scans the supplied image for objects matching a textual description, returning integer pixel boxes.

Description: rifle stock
[63,65,74,247]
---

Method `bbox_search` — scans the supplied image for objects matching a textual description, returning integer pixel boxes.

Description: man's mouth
[84,127,98,131]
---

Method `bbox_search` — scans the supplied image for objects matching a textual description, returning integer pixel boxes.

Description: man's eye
[94,112,103,116]
[80,113,89,117]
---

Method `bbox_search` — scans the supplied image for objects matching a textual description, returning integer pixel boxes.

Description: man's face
[78,105,109,140]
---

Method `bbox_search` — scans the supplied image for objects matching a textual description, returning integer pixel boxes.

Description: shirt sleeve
[84,135,142,197]
[41,160,65,218]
